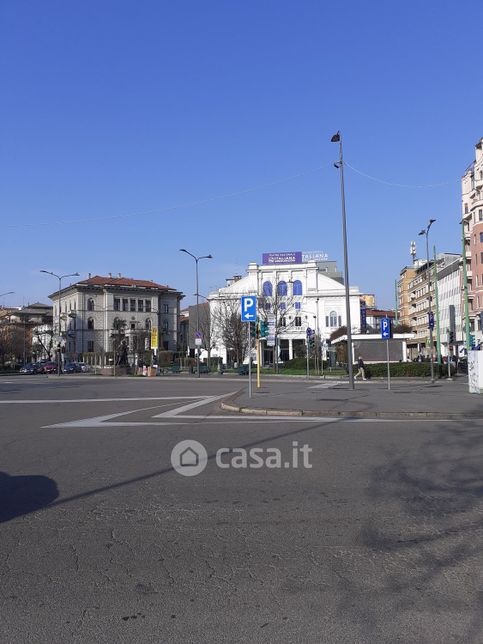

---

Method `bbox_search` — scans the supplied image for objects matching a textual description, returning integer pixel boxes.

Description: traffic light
[259,321,268,338]
[250,322,258,339]
[448,330,455,344]
[309,335,315,349]
[470,334,476,348]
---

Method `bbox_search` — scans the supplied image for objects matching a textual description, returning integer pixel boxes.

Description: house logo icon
[180,447,199,467]
[171,440,208,476]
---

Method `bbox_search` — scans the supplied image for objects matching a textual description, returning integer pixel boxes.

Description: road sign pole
[386,339,391,391]
[256,338,261,388]
[248,323,252,399]
[447,329,453,381]
[306,335,310,379]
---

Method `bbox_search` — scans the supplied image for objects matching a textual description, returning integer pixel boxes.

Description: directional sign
[306,327,313,337]
[381,317,392,339]
[241,296,257,322]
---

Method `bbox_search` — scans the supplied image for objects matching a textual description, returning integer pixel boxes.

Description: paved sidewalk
[222,376,483,419]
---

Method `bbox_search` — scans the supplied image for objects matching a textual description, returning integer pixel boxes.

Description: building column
[288,338,293,360]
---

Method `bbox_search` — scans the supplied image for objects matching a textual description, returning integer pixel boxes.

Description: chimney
[108,272,112,278]
[118,273,121,278]
[88,272,91,279]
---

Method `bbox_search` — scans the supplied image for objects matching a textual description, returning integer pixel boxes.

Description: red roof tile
[78,275,170,290]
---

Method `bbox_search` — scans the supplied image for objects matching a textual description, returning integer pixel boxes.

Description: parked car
[76,362,90,372]
[41,362,58,374]
[20,363,40,374]
[63,362,81,373]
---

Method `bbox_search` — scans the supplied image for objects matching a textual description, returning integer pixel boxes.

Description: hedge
[361,362,455,378]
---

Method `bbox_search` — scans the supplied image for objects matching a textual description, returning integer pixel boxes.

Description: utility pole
[180,250,212,377]
[418,220,436,384]
[40,271,79,375]
[331,131,354,389]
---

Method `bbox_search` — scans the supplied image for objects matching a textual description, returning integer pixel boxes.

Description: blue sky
[1,0,482,309]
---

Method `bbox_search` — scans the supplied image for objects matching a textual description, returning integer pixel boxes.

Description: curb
[220,401,482,420]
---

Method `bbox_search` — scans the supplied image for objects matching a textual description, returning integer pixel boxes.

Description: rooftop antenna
[410,240,417,264]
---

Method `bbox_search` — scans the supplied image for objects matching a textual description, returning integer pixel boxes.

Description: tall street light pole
[418,219,436,384]
[331,131,354,389]
[179,250,213,378]
[41,270,80,375]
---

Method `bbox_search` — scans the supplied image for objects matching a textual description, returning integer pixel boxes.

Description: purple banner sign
[262,251,302,265]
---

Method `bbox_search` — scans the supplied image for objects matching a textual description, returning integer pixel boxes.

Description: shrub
[361,362,450,378]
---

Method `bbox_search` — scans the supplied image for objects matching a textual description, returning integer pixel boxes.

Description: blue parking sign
[240,296,257,321]
[381,317,392,339]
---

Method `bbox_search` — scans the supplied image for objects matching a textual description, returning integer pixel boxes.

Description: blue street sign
[381,317,391,339]
[306,327,314,337]
[240,295,257,322]
[428,311,434,330]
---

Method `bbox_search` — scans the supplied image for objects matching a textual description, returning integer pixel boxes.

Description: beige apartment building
[462,137,483,345]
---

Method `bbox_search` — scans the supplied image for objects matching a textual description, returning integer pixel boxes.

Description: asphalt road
[1,375,483,643]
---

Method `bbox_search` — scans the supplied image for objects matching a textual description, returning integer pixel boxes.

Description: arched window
[277,280,287,296]
[145,318,152,330]
[292,280,302,296]
[329,311,338,327]
[87,298,95,311]
[262,281,273,297]
[87,318,94,330]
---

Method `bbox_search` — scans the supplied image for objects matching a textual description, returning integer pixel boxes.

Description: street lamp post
[331,131,354,389]
[418,219,436,384]
[41,271,80,375]
[179,250,213,378]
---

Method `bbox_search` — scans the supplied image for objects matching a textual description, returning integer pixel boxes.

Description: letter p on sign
[241,296,257,321]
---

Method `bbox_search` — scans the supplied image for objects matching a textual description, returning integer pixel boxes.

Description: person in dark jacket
[355,356,366,381]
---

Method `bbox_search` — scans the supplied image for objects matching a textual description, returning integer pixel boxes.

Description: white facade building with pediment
[208,253,361,364]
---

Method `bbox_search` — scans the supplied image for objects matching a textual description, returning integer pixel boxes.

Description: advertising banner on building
[262,251,302,265]
[150,328,158,350]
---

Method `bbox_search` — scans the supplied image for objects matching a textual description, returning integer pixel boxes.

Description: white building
[436,254,463,357]
[209,252,361,365]
[48,274,183,365]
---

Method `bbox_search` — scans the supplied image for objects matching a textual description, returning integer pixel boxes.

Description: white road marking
[153,393,235,417]
[308,382,341,389]
[0,396,217,404]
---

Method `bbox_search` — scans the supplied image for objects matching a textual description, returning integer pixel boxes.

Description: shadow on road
[348,419,483,642]
[0,471,59,522]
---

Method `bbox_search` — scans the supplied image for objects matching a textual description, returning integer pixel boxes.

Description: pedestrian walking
[355,356,366,380]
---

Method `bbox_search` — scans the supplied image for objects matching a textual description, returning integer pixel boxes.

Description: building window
[163,304,169,314]
[329,311,338,327]
[130,322,136,330]
[480,232,483,243]
[292,280,302,296]
[130,299,136,312]
[295,302,301,310]
[163,320,169,332]
[264,301,271,311]
[479,209,483,221]
[114,298,120,311]
[280,316,286,327]
[145,319,151,330]
[277,281,287,296]
[465,203,469,214]
[279,303,286,311]
[87,298,94,311]
[122,298,128,311]
[262,281,273,297]
[294,316,302,327]
[87,318,94,330]
[145,300,152,312]
[87,340,94,352]
[138,299,144,312]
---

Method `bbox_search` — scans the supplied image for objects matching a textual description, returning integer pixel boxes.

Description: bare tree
[211,298,248,366]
